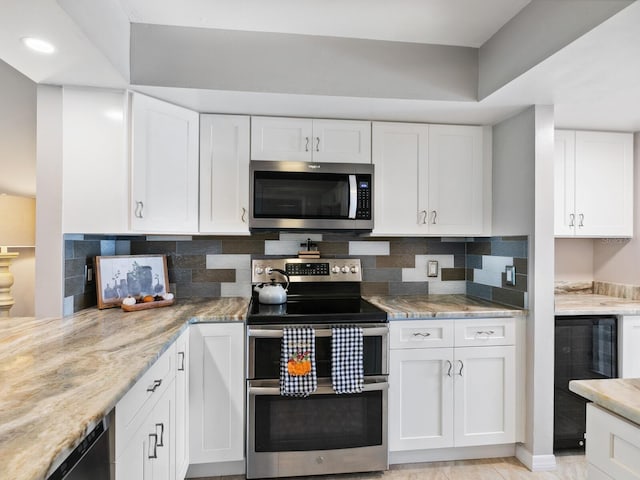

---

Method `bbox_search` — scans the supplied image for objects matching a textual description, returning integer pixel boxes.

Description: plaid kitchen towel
[281,327,317,397]
[331,326,364,394]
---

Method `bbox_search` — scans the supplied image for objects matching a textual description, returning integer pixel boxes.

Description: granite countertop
[0,297,248,480]
[364,294,525,319]
[555,293,640,316]
[569,378,640,426]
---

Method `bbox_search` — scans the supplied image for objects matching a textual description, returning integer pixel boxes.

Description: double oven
[246,258,389,479]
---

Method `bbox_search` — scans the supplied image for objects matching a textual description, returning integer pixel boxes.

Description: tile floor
[195,454,587,480]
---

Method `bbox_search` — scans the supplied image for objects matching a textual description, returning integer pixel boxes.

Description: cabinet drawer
[390,320,454,349]
[454,318,515,347]
[115,342,175,459]
[587,403,640,480]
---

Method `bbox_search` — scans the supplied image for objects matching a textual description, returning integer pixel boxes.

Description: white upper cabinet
[372,122,486,236]
[555,130,633,237]
[251,116,371,163]
[200,114,251,234]
[62,87,129,234]
[130,92,199,233]
[427,125,484,235]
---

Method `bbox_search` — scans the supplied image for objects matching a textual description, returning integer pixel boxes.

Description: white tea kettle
[254,269,290,304]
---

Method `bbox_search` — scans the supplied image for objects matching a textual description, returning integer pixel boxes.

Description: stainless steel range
[246,258,389,479]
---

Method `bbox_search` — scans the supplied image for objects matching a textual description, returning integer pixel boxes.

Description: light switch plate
[427,260,439,277]
[505,265,516,286]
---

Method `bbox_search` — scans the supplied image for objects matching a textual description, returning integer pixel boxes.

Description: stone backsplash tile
[63,233,529,314]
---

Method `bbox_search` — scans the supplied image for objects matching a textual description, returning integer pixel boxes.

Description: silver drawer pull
[446,360,452,377]
[146,379,162,392]
[457,360,464,376]
[178,351,185,371]
[155,423,164,447]
[476,330,495,336]
[412,332,431,337]
[148,433,158,459]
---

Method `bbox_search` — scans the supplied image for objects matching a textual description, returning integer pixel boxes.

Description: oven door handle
[248,327,388,338]
[348,174,357,219]
[249,381,388,396]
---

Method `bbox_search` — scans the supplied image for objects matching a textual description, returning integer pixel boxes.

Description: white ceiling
[1,0,640,131]
[117,0,531,47]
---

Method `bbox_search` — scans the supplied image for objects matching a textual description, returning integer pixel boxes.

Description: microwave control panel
[356,175,371,219]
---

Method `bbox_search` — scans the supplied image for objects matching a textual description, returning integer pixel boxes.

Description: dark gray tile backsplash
[63,233,529,314]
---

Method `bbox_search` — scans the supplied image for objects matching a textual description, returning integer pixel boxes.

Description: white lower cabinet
[114,343,177,480]
[621,316,640,378]
[389,318,516,453]
[189,323,244,471]
[586,403,640,480]
[175,330,190,480]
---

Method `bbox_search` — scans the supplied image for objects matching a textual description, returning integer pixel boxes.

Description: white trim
[186,460,245,478]
[515,444,557,471]
[390,444,516,465]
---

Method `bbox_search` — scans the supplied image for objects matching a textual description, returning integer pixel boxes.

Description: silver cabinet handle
[476,330,495,336]
[148,433,158,459]
[178,351,185,371]
[315,136,320,152]
[241,207,247,223]
[569,213,575,227]
[412,332,431,337]
[446,360,453,377]
[420,210,428,224]
[578,213,584,227]
[457,360,464,376]
[146,379,162,392]
[155,423,164,447]
[305,137,310,152]
[135,201,144,218]
[431,210,437,224]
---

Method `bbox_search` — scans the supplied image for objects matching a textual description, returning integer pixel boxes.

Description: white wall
[492,105,556,470]
[555,238,595,282]
[0,59,36,316]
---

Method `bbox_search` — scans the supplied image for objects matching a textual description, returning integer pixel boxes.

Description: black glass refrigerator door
[554,315,617,450]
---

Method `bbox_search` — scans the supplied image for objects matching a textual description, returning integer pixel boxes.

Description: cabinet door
[427,125,484,235]
[250,116,312,161]
[200,115,250,234]
[175,330,189,480]
[389,348,454,451]
[453,346,515,447]
[621,316,640,378]
[147,378,175,480]
[62,87,129,234]
[554,130,576,236]
[372,122,428,235]
[311,119,371,163]
[189,323,244,465]
[130,93,199,233]
[574,131,633,237]
[115,423,146,480]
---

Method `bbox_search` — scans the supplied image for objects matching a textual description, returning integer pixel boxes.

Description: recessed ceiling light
[22,37,56,54]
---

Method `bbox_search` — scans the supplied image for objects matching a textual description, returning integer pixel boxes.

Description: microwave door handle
[348,174,357,219]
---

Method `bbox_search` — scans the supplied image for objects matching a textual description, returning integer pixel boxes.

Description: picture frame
[95,254,170,309]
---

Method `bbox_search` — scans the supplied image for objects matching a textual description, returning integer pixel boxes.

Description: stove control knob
[255,267,264,275]
[341,266,349,274]
[331,266,341,274]
[350,266,359,274]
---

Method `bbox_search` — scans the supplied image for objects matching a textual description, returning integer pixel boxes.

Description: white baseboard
[390,444,516,465]
[515,444,557,471]
[186,460,245,478]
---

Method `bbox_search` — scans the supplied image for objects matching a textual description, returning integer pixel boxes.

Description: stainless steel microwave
[249,161,374,231]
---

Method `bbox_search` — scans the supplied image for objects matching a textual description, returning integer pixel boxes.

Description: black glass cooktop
[247,296,387,324]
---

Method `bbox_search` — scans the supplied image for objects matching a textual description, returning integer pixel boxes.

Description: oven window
[254,171,350,219]
[252,336,383,379]
[254,391,383,452]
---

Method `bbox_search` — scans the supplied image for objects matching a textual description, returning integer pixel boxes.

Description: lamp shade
[0,194,36,248]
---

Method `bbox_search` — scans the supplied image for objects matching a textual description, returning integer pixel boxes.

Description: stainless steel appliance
[249,161,374,231]
[554,315,618,450]
[246,258,388,479]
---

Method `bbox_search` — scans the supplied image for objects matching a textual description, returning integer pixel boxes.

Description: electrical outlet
[427,260,439,277]
[505,265,516,286]
[85,264,94,284]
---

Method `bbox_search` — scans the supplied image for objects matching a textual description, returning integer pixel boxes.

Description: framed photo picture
[95,254,170,309]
